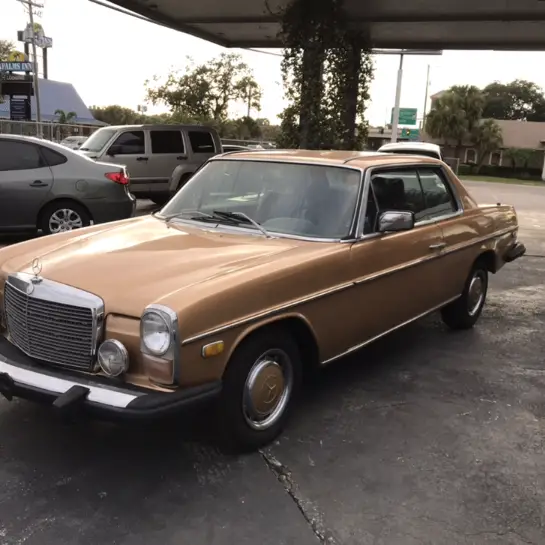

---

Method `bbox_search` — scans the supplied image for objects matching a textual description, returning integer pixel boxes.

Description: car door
[187,129,221,169]
[0,139,53,230]
[347,167,447,344]
[417,166,476,301]
[105,130,149,190]
[147,129,186,192]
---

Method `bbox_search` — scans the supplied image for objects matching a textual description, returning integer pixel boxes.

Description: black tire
[40,200,91,235]
[218,329,302,453]
[150,195,170,206]
[441,259,489,330]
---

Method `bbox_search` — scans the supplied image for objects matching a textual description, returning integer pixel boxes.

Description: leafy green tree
[504,148,533,171]
[483,80,545,121]
[0,39,15,61]
[425,85,484,158]
[146,53,262,123]
[471,119,503,172]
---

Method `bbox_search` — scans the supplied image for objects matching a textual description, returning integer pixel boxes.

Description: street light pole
[390,53,404,143]
[18,0,43,137]
[372,49,442,144]
[422,64,431,132]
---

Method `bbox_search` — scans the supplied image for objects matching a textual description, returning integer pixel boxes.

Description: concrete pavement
[0,184,544,545]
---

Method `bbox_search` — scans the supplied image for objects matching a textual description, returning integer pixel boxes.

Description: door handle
[429,242,447,250]
[29,180,48,187]
[177,156,187,160]
[136,157,148,161]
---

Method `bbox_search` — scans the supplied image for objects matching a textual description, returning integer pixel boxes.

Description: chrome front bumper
[0,337,221,419]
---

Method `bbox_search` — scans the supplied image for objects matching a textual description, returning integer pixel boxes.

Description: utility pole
[18,0,44,137]
[422,64,431,132]
[390,53,404,143]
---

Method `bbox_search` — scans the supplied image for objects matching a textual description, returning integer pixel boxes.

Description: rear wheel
[441,260,488,330]
[40,200,91,235]
[218,329,302,452]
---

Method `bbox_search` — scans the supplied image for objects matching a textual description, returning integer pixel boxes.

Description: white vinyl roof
[109,0,545,49]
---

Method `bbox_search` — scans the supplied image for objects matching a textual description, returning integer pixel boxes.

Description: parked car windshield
[160,160,362,239]
[80,128,116,152]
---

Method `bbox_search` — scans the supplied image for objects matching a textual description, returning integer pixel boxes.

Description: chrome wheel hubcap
[49,209,83,233]
[468,271,485,316]
[243,348,293,431]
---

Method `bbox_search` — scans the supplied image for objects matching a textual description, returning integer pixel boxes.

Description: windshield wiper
[158,209,216,222]
[212,210,273,238]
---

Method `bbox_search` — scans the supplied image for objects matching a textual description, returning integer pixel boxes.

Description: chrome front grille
[4,273,104,371]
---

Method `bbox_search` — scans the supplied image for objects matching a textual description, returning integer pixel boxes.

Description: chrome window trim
[6,272,105,360]
[141,304,181,386]
[355,163,465,239]
[180,226,514,347]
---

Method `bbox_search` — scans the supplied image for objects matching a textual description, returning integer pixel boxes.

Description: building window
[465,148,477,164]
[489,151,501,166]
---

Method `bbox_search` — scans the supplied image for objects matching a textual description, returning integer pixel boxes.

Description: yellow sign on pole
[8,51,28,62]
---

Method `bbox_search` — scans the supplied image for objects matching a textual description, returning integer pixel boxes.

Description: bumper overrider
[504,241,526,263]
[0,337,221,419]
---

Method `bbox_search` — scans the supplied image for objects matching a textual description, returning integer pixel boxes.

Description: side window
[417,169,457,220]
[0,141,43,171]
[109,131,145,155]
[365,170,425,233]
[41,147,67,167]
[188,131,215,153]
[150,130,184,154]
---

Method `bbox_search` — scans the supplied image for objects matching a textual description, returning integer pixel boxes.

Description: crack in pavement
[259,449,339,545]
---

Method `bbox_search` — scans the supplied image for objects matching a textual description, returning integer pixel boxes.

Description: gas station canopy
[112,0,545,50]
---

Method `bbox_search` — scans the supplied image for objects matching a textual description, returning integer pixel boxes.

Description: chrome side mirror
[378,210,415,233]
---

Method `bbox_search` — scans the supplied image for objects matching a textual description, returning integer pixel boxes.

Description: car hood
[0,217,310,317]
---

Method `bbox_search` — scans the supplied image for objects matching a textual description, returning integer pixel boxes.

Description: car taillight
[105,171,129,185]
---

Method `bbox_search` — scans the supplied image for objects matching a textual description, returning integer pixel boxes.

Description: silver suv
[80,124,222,205]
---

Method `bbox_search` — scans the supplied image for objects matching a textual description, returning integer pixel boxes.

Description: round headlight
[142,311,171,356]
[97,339,129,377]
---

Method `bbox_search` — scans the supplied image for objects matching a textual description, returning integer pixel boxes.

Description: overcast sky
[3,0,545,126]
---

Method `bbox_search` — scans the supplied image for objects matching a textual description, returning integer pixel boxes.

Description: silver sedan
[0,134,136,235]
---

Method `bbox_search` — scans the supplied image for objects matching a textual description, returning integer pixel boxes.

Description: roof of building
[110,0,545,50]
[492,119,545,149]
[424,119,545,150]
[0,79,106,126]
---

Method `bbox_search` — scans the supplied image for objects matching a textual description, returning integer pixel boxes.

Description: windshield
[80,128,116,152]
[381,148,440,159]
[160,160,362,239]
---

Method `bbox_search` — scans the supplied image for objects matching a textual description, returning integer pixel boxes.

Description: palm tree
[55,109,77,125]
[472,119,503,173]
[425,85,484,159]
[54,109,78,141]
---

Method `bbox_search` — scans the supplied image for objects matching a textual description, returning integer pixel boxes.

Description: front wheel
[441,261,488,330]
[40,201,91,235]
[218,330,302,452]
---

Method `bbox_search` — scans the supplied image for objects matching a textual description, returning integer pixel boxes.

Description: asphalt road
[0,184,544,545]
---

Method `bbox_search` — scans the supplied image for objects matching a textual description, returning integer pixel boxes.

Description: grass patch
[459,175,544,186]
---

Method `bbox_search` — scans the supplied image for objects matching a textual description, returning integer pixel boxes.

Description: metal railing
[0,120,98,142]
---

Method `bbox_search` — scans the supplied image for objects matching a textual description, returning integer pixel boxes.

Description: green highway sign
[391,107,418,126]
[400,128,420,141]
